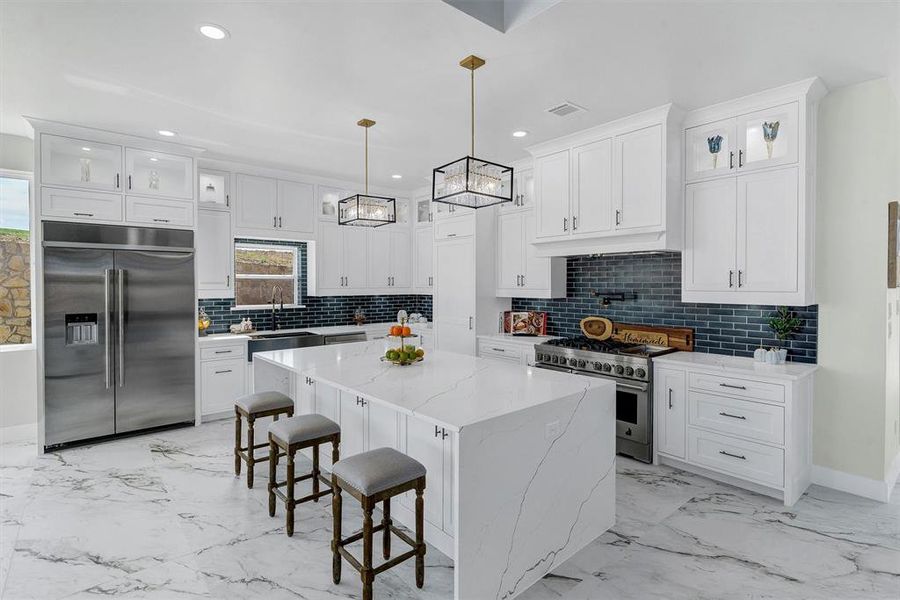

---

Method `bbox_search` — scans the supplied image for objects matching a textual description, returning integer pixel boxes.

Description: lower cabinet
[652,358,813,506]
[200,346,247,418]
[401,416,454,534]
[476,337,535,366]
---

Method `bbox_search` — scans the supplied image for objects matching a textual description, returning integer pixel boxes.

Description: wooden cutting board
[611,322,693,351]
[580,317,613,341]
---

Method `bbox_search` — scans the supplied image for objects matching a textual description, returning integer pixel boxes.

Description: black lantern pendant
[432,55,514,210]
[339,119,396,227]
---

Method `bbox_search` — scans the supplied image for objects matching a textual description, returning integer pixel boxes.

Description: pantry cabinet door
[343,227,369,289]
[41,135,122,192]
[572,138,613,235]
[534,150,570,239]
[685,118,738,182]
[736,102,799,173]
[125,149,193,199]
[736,167,799,293]
[684,178,738,292]
[497,212,524,291]
[277,179,315,237]
[235,174,278,231]
[317,222,344,290]
[196,209,233,296]
[414,227,433,289]
[368,230,392,288]
[390,230,412,288]
[614,124,663,230]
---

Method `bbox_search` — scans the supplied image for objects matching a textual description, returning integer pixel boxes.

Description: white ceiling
[2,1,898,191]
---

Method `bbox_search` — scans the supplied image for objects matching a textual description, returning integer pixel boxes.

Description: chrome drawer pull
[214,350,232,354]
[719,411,746,420]
[719,450,746,460]
[215,369,232,374]
[491,348,506,352]
[719,383,747,390]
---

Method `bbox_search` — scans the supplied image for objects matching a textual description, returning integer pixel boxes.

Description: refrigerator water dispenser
[65,313,98,346]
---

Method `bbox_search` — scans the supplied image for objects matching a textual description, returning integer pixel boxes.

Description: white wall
[0,133,36,440]
[815,77,900,492]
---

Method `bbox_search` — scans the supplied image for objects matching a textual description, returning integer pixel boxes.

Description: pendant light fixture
[432,55,513,209]
[339,119,396,227]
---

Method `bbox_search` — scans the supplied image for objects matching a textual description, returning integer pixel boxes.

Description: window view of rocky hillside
[234,246,296,306]
[0,176,31,344]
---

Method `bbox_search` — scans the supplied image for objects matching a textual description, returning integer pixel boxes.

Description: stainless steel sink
[247,331,325,361]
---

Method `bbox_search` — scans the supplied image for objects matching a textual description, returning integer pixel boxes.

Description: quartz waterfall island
[253,341,616,600]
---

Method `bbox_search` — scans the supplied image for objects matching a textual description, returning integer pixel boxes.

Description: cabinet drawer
[434,215,475,240]
[687,428,783,488]
[201,358,246,415]
[688,391,784,444]
[41,186,123,222]
[477,340,525,363]
[200,344,246,361]
[688,372,784,403]
[126,196,194,227]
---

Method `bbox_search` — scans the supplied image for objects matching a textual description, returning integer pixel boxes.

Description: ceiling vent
[546,100,586,117]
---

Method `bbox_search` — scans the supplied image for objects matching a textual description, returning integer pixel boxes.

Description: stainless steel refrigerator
[42,222,195,450]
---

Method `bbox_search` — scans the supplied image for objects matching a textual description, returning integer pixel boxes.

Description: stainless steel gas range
[533,336,677,463]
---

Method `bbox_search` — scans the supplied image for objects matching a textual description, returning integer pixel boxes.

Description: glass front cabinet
[41,134,122,192]
[685,101,798,182]
[198,169,230,210]
[125,149,193,199]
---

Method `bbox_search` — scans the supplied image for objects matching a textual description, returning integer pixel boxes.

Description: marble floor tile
[1,421,897,600]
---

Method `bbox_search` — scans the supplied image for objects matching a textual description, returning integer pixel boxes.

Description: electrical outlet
[545,420,560,440]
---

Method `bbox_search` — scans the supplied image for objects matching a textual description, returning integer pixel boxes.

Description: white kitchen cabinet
[368,401,399,451]
[389,230,411,288]
[197,209,233,298]
[683,167,800,301]
[402,417,453,531]
[312,222,369,294]
[736,103,798,173]
[654,368,686,459]
[198,169,230,210]
[41,134,122,192]
[318,185,350,222]
[316,222,344,290]
[276,180,315,236]
[529,105,681,255]
[414,227,433,291]
[685,118,738,182]
[501,167,534,212]
[125,148,193,200]
[41,187,123,223]
[614,124,663,230]
[125,196,194,228]
[496,209,565,298]
[415,195,434,226]
[339,391,367,458]
[534,150,570,239]
[368,230,392,288]
[653,355,815,506]
[343,227,368,290]
[434,236,477,354]
[366,229,410,290]
[201,356,246,418]
[572,138,613,236]
[235,174,278,231]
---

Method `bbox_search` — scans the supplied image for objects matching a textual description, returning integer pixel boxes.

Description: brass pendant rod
[470,67,475,156]
[364,125,368,194]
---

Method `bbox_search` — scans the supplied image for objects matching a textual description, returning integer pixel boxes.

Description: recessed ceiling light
[150,157,159,162]
[512,130,529,138]
[198,24,229,40]
[391,174,403,179]
[81,147,91,152]
[157,129,176,137]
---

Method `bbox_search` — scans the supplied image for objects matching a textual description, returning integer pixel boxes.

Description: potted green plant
[767,306,802,364]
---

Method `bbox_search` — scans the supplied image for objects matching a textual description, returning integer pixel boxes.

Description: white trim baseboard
[811,463,894,503]
[0,422,37,445]
[885,451,900,502]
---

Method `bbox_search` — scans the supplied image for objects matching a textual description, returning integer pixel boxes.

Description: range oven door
[615,381,649,444]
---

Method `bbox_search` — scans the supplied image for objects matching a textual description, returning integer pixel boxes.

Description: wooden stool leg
[267,438,277,517]
[415,485,425,589]
[234,410,242,476]
[332,437,340,466]
[285,449,295,536]
[382,498,391,559]
[362,504,374,600]
[331,479,342,584]
[246,417,255,489]
[312,444,320,502]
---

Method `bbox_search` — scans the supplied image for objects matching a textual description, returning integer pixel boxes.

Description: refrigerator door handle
[104,269,112,389]
[117,268,125,388]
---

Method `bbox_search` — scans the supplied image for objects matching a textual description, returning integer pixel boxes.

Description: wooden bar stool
[331,447,427,600]
[267,414,341,536]
[234,391,294,488]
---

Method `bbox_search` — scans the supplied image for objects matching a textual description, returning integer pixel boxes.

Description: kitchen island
[253,342,616,600]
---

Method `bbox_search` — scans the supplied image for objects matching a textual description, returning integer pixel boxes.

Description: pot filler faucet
[270,285,284,331]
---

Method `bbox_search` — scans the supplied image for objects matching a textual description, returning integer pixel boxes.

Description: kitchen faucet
[270,285,284,331]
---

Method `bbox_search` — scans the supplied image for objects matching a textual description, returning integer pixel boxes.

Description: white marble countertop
[198,322,432,346]
[653,351,818,381]
[253,343,612,432]
[477,333,558,346]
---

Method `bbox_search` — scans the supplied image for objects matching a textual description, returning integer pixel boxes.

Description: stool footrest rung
[272,486,333,505]
[337,545,362,572]
[373,549,418,576]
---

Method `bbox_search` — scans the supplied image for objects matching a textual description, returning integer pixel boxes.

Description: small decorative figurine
[148,169,160,191]
[353,308,366,326]
[762,121,780,159]
[80,158,91,183]
[707,135,723,168]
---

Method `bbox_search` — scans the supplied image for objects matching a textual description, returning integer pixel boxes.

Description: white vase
[753,347,767,363]
[777,348,788,364]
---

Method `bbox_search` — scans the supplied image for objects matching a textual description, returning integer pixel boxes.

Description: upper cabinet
[125,148,193,199]
[681,78,825,306]
[528,104,682,256]
[318,185,350,222]
[685,103,798,182]
[41,135,122,192]
[500,168,534,212]
[415,195,433,226]
[233,174,315,240]
[198,169,230,210]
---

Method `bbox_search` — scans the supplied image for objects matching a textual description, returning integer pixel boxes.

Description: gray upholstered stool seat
[268,414,340,446]
[331,447,427,600]
[233,391,295,489]
[235,391,294,414]
[332,447,426,496]
[267,414,341,536]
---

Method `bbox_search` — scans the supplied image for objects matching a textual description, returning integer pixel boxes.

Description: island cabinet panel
[338,391,367,459]
[401,416,453,533]
[367,401,400,451]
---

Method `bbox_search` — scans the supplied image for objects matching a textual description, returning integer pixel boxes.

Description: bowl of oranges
[381,321,425,366]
